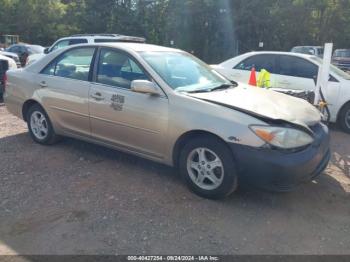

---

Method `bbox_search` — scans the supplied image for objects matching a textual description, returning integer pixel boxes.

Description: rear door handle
[39,81,48,88]
[91,92,104,101]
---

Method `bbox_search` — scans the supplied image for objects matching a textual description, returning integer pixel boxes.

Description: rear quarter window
[69,39,88,45]
[277,55,318,79]
[94,39,119,43]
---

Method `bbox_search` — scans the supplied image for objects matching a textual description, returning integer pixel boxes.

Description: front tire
[338,103,350,134]
[27,104,59,145]
[179,136,238,199]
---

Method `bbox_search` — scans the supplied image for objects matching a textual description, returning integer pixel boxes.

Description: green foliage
[0,0,349,62]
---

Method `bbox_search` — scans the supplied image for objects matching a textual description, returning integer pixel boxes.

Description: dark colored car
[6,44,44,67]
[332,49,350,72]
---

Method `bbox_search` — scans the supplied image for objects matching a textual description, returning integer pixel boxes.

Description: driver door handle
[91,92,105,101]
[39,81,48,88]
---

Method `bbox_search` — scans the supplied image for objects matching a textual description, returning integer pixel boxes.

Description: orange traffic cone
[248,67,257,86]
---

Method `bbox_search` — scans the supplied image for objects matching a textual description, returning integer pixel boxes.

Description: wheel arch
[172,130,234,167]
[22,99,43,122]
[336,100,350,123]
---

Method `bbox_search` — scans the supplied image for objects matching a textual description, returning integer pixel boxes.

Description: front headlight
[250,125,314,149]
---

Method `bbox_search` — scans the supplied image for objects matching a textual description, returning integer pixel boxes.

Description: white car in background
[0,54,18,70]
[0,50,21,67]
[212,51,350,133]
[0,54,18,98]
[27,34,146,66]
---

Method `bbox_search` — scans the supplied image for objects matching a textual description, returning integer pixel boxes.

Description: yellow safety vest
[257,69,271,88]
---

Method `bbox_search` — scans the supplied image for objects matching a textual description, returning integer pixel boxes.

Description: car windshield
[140,51,231,92]
[310,56,350,80]
[334,50,350,57]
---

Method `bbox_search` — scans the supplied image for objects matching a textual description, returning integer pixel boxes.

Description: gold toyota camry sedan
[4,43,330,199]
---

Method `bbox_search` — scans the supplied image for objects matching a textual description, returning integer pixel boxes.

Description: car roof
[58,34,146,42]
[24,43,185,73]
[68,42,181,53]
[239,51,315,59]
[219,51,317,67]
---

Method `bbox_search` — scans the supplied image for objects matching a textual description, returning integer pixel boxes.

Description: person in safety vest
[257,69,271,88]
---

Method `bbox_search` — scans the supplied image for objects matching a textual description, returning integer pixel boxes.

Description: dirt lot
[0,101,349,255]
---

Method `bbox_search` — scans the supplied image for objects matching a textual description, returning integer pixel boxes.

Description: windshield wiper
[209,84,235,92]
[183,83,236,94]
[186,89,212,93]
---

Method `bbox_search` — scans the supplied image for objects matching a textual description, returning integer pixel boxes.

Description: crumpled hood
[189,84,321,127]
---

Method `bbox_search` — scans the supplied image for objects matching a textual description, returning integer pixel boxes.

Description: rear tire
[27,104,59,145]
[179,136,238,199]
[338,103,350,134]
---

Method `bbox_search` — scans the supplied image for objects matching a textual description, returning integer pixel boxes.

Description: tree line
[1,0,350,63]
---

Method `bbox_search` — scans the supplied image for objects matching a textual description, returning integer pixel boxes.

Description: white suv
[27,34,146,65]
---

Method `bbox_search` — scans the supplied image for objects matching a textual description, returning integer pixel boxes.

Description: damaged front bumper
[229,123,330,192]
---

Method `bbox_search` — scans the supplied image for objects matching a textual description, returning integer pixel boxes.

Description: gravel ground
[0,101,349,255]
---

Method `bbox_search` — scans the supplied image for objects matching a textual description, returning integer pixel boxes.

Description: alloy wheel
[30,111,49,140]
[345,109,350,129]
[186,147,224,190]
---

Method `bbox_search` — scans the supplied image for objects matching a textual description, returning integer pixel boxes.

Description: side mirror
[131,80,160,95]
[44,48,49,54]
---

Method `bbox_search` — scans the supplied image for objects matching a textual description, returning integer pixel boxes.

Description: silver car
[4,43,330,199]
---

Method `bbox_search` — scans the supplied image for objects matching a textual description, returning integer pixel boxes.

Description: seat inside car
[56,64,76,78]
[100,64,122,78]
[97,51,147,88]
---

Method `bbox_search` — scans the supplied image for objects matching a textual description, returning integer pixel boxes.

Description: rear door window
[94,39,119,43]
[19,46,27,54]
[69,39,88,45]
[291,47,302,53]
[41,47,95,81]
[234,54,277,73]
[277,55,318,79]
[51,40,70,52]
